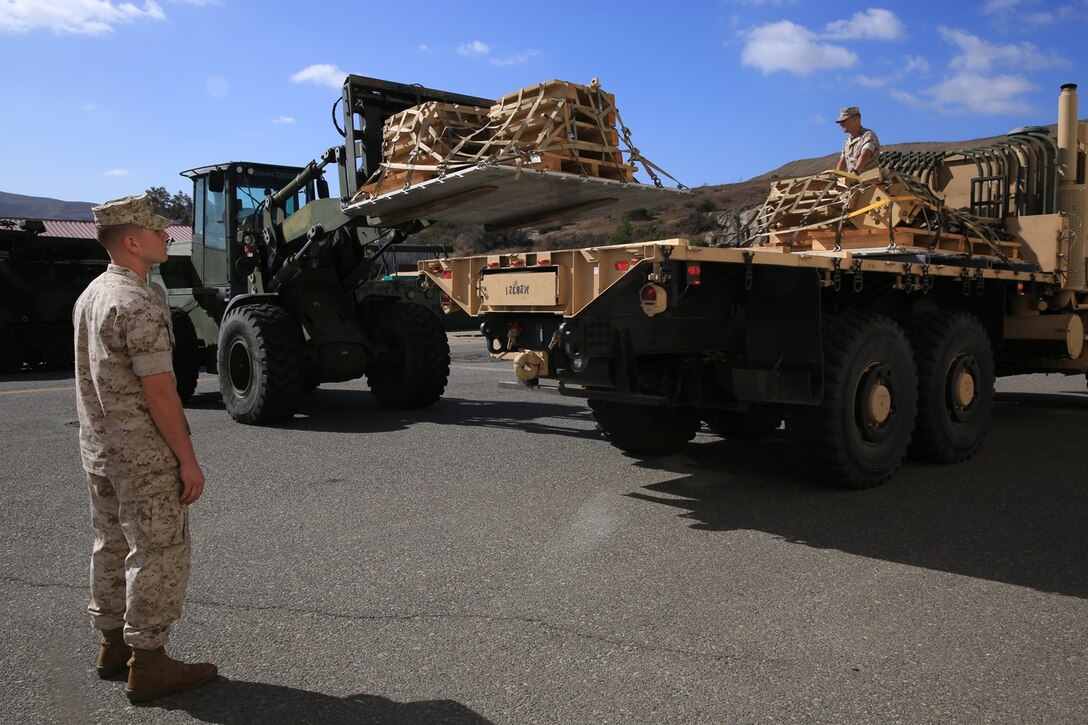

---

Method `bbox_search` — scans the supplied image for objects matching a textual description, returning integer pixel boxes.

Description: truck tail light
[687,263,701,285]
[615,260,631,272]
[639,283,667,316]
[443,270,453,279]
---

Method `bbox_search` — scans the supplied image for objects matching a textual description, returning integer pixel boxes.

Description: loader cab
[182,162,311,293]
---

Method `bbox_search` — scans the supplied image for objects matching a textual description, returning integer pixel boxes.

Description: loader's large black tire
[588,399,700,456]
[366,302,450,409]
[903,311,994,464]
[217,304,304,424]
[786,312,918,489]
[171,308,200,403]
[703,407,783,439]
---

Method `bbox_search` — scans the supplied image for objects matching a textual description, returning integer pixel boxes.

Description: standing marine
[73,192,217,704]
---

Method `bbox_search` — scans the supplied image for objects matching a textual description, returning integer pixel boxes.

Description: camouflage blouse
[73,265,178,477]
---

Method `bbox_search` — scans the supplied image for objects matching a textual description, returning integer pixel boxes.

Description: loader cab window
[203,182,227,251]
[235,167,310,219]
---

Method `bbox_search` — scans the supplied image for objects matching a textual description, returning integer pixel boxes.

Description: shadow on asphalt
[185,388,599,440]
[158,677,493,724]
[624,390,1088,599]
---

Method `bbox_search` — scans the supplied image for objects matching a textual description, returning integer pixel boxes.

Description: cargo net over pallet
[354,78,676,201]
[734,168,1022,263]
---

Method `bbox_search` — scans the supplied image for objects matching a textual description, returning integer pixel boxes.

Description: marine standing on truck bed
[422,83,1088,489]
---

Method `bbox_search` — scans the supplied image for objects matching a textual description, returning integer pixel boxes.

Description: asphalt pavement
[1,332,1085,724]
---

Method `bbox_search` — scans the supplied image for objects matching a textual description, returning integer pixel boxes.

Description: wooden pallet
[521,152,635,182]
[771,226,1021,258]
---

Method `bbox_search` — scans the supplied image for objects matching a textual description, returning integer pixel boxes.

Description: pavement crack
[186,596,733,664]
[3,577,731,663]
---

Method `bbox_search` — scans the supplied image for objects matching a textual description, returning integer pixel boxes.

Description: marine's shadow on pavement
[159,676,493,724]
[625,390,1088,599]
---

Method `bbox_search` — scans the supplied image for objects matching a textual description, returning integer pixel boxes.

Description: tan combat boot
[96,627,130,680]
[124,647,217,703]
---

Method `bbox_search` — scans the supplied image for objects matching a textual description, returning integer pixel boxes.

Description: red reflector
[510,259,525,266]
[640,285,657,302]
[487,262,499,268]
[440,292,451,304]
[442,270,453,279]
[243,245,256,254]
[537,258,551,265]
[615,260,631,272]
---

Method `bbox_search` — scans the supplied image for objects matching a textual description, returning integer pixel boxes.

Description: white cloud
[854,74,889,89]
[939,27,1066,72]
[982,0,1026,12]
[903,55,931,75]
[457,40,490,57]
[104,169,129,177]
[290,64,346,88]
[418,43,435,52]
[79,101,99,112]
[824,9,905,40]
[491,49,539,66]
[272,116,295,124]
[924,72,1037,114]
[0,0,165,35]
[741,20,856,75]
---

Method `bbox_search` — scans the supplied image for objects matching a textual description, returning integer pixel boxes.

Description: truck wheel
[904,311,994,463]
[703,407,782,439]
[171,308,200,403]
[366,302,450,409]
[588,399,700,455]
[787,312,917,489]
[217,303,304,424]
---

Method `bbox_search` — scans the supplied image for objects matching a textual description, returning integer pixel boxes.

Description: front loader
[155,76,493,423]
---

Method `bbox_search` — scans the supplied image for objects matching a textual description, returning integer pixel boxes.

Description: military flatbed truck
[420,84,1088,488]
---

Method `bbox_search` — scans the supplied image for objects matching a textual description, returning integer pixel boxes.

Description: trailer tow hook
[513,350,547,384]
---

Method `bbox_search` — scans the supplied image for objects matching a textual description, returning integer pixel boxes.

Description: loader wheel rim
[227,338,253,397]
[947,354,979,422]
[856,362,896,443]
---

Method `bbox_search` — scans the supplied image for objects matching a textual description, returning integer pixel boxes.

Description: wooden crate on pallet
[488,79,634,182]
[357,101,490,199]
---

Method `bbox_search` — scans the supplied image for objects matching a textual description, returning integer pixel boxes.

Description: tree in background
[145,186,194,225]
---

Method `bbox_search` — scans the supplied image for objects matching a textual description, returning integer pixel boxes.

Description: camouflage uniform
[74,236,190,648]
[841,128,880,173]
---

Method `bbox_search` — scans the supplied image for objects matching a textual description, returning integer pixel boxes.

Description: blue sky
[1,0,1086,204]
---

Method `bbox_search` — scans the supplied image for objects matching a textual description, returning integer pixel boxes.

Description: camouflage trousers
[86,468,190,650]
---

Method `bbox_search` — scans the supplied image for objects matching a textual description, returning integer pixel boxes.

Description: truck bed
[420,237,1048,319]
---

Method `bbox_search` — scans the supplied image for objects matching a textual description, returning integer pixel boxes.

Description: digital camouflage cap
[92,193,173,231]
[836,106,861,123]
